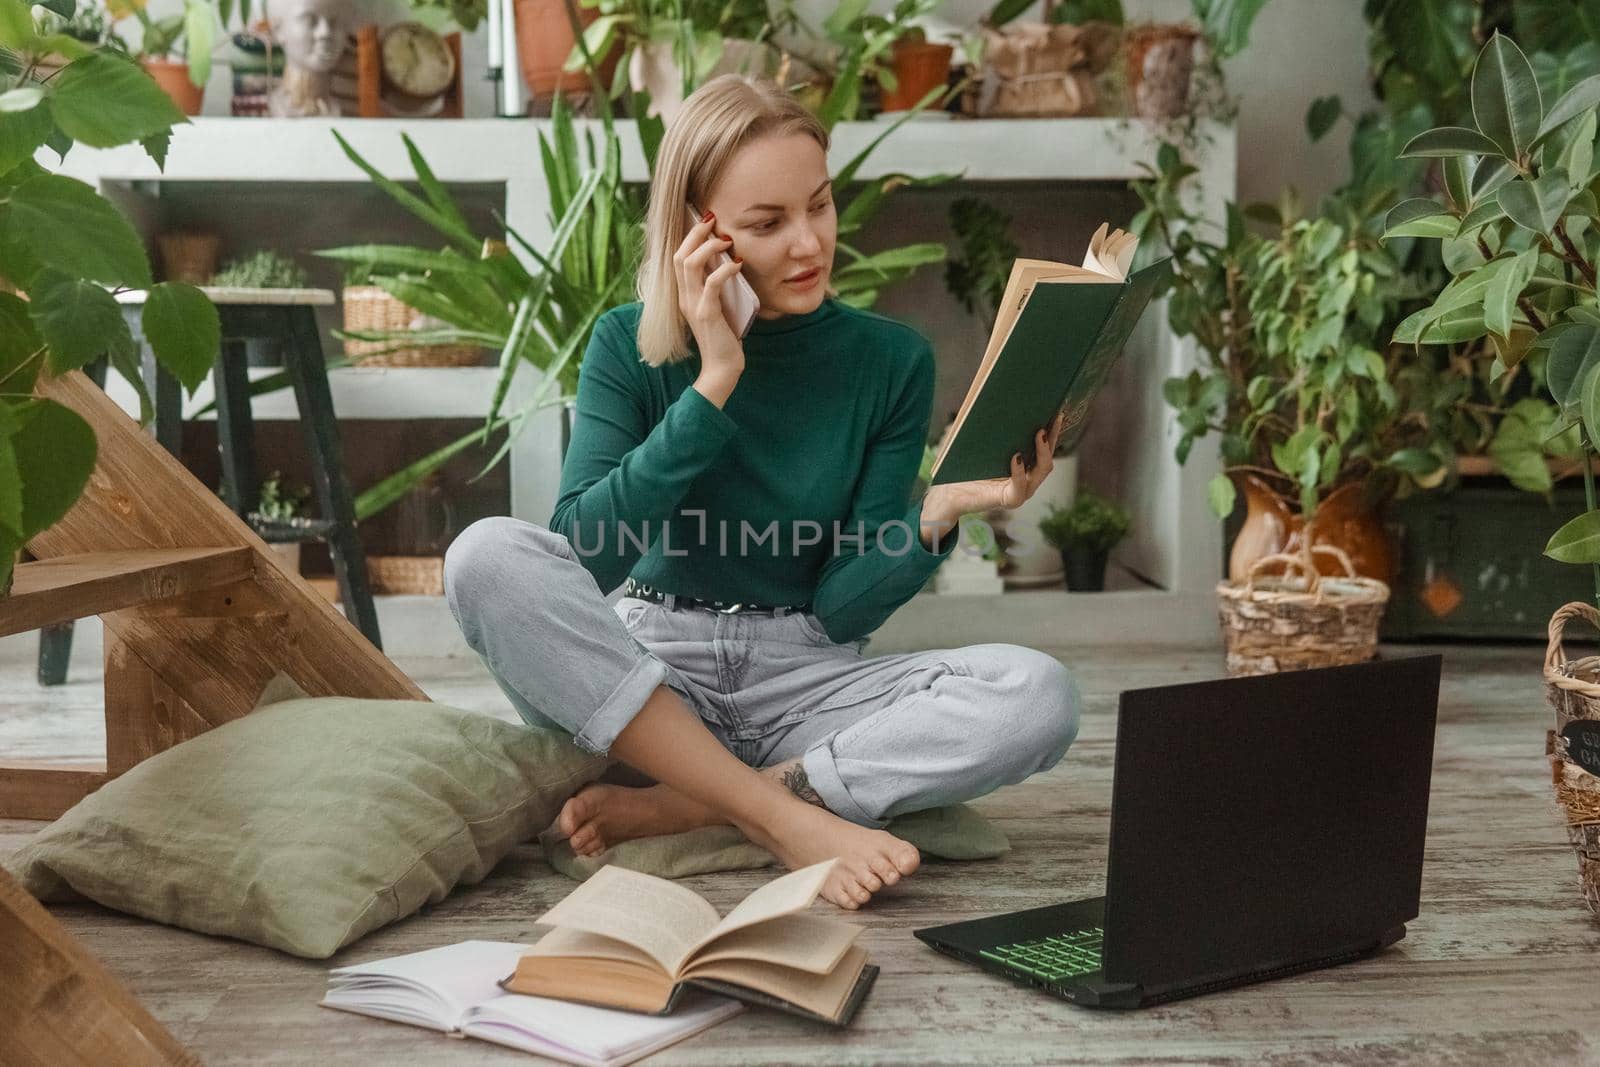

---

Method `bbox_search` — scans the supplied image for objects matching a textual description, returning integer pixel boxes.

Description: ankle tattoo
[781,763,825,808]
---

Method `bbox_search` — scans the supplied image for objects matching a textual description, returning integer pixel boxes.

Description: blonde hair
[636,74,834,367]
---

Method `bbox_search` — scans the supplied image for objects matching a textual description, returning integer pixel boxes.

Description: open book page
[524,926,663,969]
[687,913,860,975]
[534,865,721,975]
[322,940,530,1032]
[674,860,836,973]
[930,226,1137,476]
[683,943,870,1022]
[461,990,742,1067]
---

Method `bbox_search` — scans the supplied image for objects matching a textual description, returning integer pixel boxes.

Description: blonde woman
[445,75,1080,910]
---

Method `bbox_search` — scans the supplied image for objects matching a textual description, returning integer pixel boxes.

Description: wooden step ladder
[1,368,426,821]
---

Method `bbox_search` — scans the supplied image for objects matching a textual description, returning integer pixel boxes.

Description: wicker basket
[1216,545,1390,677]
[1542,602,1600,916]
[341,285,481,368]
[367,554,445,595]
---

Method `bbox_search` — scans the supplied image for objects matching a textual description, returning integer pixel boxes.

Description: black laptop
[914,654,1443,1009]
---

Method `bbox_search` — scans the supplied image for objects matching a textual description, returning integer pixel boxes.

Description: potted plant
[879,26,952,113]
[0,28,218,596]
[111,0,222,116]
[514,0,617,100]
[30,4,125,78]
[209,249,311,365]
[247,471,317,574]
[1039,488,1129,591]
[1369,31,1600,909]
[210,248,311,289]
[561,0,785,121]
[1133,141,1451,585]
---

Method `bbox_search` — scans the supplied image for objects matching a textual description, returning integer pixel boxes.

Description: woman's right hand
[675,211,746,405]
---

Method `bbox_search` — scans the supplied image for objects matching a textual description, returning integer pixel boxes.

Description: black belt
[622,576,811,615]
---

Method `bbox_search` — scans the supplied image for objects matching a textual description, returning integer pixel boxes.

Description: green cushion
[540,803,1010,882]
[5,674,607,959]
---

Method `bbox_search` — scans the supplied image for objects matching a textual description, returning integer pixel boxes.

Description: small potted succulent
[1039,489,1130,592]
[209,249,312,364]
[245,471,317,574]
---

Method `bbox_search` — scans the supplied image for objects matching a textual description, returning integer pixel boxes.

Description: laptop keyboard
[980,926,1103,982]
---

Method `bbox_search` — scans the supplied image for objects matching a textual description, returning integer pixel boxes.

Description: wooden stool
[4,369,424,820]
[36,288,383,685]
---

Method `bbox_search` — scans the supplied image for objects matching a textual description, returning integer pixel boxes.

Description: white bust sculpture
[266,0,355,117]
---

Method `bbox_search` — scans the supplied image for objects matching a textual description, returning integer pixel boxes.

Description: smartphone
[687,202,760,339]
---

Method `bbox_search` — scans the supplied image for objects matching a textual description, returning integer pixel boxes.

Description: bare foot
[555,782,721,856]
[556,758,819,857]
[741,798,920,911]
[556,764,921,910]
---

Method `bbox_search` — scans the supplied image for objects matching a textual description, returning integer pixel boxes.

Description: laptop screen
[1100,655,1441,989]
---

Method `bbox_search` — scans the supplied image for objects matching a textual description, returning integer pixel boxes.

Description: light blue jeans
[443,516,1081,828]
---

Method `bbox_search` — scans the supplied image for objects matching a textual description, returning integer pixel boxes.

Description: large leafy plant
[1379,32,1600,604]
[1135,143,1446,522]
[0,0,221,594]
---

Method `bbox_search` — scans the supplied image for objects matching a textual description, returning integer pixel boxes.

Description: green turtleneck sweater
[549,297,956,643]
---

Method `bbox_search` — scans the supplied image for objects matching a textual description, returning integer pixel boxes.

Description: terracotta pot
[513,0,619,99]
[143,57,205,116]
[1227,474,1396,584]
[880,39,953,112]
[1124,24,1198,120]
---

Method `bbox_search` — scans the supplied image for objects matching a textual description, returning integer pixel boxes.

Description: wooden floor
[2,639,1598,1065]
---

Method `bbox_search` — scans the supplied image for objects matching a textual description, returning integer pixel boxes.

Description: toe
[891,841,921,876]
[868,856,900,886]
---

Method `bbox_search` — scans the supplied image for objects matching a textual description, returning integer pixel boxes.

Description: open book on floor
[929,223,1171,485]
[504,858,877,1027]
[321,940,741,1067]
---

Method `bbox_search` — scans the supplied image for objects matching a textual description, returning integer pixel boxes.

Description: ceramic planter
[144,57,205,116]
[1226,473,1396,584]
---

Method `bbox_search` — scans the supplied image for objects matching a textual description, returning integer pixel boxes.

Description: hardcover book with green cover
[930,224,1171,485]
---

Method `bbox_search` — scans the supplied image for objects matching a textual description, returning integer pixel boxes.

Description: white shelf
[51,115,1228,189]
[104,365,503,422]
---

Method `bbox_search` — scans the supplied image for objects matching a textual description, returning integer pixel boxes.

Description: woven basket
[1542,602,1600,916]
[1216,545,1390,677]
[367,554,445,595]
[341,285,481,368]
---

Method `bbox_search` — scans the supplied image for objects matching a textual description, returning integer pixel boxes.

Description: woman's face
[702,132,836,319]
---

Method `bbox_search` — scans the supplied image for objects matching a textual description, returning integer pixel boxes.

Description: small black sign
[1562,721,1600,777]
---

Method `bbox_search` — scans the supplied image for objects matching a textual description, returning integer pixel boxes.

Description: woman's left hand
[924,412,1066,524]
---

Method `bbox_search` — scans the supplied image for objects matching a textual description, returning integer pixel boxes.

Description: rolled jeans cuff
[573,653,668,756]
[802,740,888,829]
